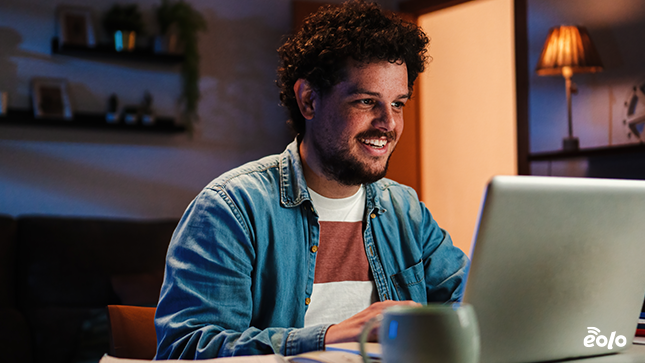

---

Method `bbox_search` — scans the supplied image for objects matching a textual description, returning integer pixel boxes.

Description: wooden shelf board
[529,143,645,162]
[0,108,185,133]
[51,38,184,65]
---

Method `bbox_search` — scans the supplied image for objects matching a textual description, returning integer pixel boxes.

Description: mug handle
[359,314,383,363]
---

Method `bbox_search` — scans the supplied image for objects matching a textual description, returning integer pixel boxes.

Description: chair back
[107,305,157,359]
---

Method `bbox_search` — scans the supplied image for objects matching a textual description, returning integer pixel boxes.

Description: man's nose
[372,104,397,132]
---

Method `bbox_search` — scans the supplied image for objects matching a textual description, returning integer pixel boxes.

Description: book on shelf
[636,312,645,337]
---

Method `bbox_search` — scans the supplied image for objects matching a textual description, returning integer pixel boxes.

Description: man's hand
[324,300,421,344]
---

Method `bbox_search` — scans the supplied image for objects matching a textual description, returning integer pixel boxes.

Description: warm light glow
[418,0,517,255]
[536,26,603,76]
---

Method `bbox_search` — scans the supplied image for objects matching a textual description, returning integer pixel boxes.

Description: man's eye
[359,99,375,106]
[392,101,405,109]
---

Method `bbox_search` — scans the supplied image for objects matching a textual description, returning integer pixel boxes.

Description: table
[98,343,645,362]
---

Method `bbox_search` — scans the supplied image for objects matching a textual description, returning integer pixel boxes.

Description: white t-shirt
[304,185,377,327]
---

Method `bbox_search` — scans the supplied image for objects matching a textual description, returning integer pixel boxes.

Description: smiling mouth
[359,137,388,149]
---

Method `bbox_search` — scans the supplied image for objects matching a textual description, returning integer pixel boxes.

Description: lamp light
[536,25,603,151]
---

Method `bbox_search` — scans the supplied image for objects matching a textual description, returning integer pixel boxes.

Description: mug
[359,303,480,363]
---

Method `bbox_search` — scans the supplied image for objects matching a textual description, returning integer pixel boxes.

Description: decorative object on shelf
[140,91,155,125]
[623,76,645,143]
[122,105,140,125]
[102,4,145,52]
[56,6,96,48]
[114,30,135,52]
[0,92,7,116]
[154,4,180,56]
[155,0,206,130]
[106,93,119,123]
[536,25,604,151]
[31,78,72,120]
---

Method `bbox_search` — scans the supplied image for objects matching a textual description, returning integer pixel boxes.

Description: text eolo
[584,327,627,349]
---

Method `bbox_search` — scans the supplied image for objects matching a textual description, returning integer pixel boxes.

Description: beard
[312,129,396,186]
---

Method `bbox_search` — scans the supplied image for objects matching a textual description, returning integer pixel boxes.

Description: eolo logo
[583,327,627,349]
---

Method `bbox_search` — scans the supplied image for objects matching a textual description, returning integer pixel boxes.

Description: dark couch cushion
[0,215,17,308]
[0,216,32,363]
[23,306,105,363]
[16,216,177,308]
[15,216,177,363]
[0,307,33,363]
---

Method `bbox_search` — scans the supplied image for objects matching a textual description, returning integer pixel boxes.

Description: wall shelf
[0,108,185,133]
[51,38,184,65]
[528,143,645,162]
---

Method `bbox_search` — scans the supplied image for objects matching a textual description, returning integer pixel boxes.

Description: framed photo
[31,78,73,120]
[57,6,96,47]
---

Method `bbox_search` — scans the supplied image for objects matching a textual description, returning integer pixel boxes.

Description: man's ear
[294,79,316,120]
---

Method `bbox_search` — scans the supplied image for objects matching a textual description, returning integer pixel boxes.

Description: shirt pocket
[390,260,427,302]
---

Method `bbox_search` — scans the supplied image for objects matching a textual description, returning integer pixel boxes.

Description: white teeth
[360,138,387,148]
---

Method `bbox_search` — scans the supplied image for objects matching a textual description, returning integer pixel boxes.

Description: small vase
[154,33,182,54]
[114,30,136,52]
[0,92,7,116]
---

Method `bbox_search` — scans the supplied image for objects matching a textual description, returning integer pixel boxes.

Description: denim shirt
[154,140,469,359]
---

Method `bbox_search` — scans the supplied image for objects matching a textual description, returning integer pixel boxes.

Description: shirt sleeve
[419,201,470,303]
[154,187,329,359]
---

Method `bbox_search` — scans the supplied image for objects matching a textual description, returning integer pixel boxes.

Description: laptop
[463,175,645,363]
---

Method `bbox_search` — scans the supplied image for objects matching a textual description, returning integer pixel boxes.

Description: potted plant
[155,0,206,129]
[103,4,145,51]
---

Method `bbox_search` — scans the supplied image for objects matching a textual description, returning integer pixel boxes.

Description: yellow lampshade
[536,25,603,76]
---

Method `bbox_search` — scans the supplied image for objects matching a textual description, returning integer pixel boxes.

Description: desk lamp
[536,25,603,151]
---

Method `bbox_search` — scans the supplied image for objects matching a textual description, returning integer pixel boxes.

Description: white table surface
[550,344,645,363]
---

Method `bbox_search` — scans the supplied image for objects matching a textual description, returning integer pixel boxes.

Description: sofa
[0,214,178,363]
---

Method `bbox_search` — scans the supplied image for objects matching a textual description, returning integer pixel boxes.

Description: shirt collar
[279,138,310,208]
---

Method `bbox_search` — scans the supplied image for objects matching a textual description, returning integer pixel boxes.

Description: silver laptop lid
[463,176,645,363]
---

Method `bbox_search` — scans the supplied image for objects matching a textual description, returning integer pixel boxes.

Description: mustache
[356,129,396,142]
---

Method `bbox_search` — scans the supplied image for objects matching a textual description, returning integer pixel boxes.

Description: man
[155,0,469,359]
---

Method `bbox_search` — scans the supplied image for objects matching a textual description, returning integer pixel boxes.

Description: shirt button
[370,213,376,219]
[311,245,318,253]
[305,297,311,305]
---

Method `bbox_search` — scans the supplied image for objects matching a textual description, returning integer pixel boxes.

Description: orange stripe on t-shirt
[314,221,370,283]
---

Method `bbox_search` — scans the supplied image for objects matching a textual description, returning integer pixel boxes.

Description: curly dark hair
[276,0,429,136]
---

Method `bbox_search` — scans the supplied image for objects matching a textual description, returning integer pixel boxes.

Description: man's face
[307,60,409,186]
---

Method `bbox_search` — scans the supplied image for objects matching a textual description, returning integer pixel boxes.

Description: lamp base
[562,137,579,151]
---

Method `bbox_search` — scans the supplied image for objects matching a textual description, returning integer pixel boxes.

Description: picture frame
[56,6,96,47]
[31,78,73,120]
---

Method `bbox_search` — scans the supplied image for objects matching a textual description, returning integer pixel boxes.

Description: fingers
[371,300,421,309]
[324,300,421,345]
[362,301,421,341]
